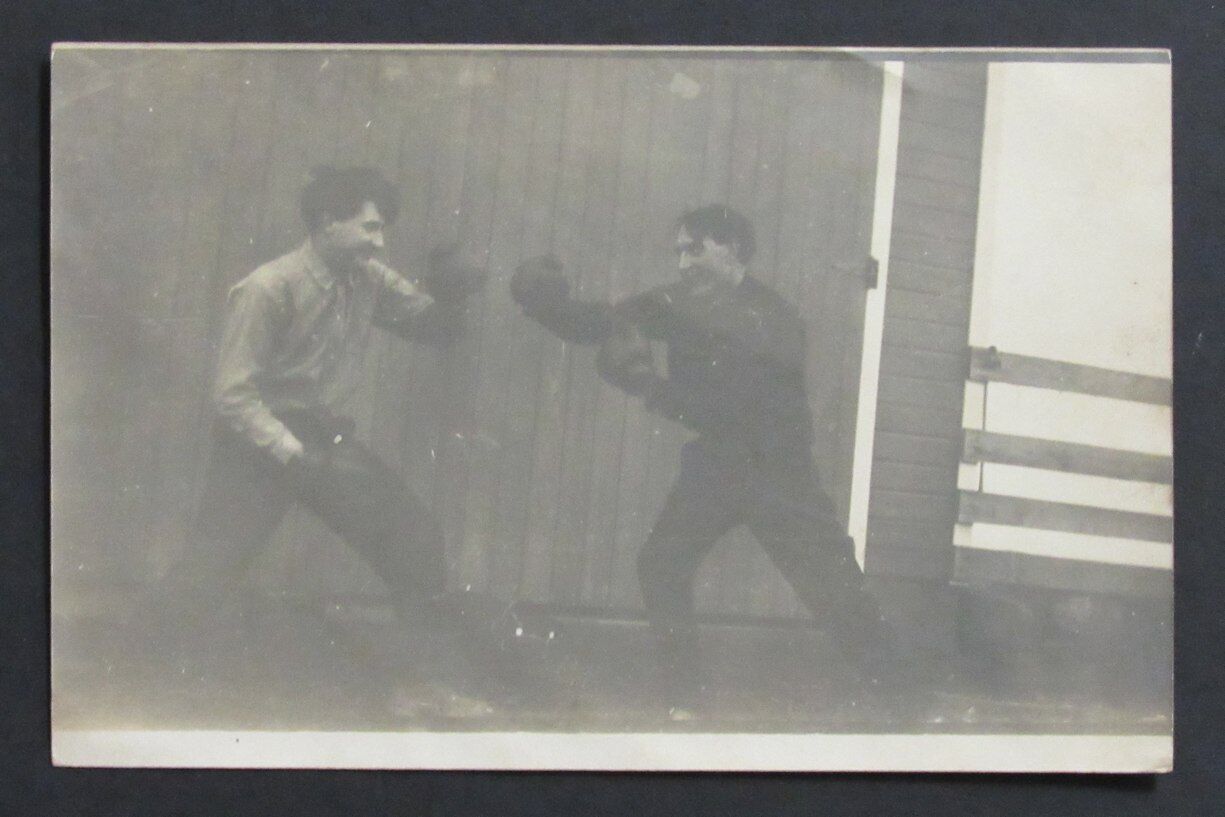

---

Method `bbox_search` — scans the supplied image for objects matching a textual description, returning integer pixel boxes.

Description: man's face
[675,227,740,287]
[318,200,386,271]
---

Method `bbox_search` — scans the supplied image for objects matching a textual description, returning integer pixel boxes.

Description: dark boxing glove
[596,321,662,397]
[611,285,671,327]
[418,244,489,303]
[510,255,570,314]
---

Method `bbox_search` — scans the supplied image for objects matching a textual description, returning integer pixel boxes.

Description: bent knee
[636,536,673,580]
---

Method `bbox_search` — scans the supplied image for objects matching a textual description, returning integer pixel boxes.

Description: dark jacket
[527,275,815,462]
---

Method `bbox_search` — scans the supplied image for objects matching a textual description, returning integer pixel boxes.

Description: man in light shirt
[158,166,489,716]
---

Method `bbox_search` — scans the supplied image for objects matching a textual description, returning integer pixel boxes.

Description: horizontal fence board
[969,347,1172,406]
[958,491,1173,543]
[953,547,1173,598]
[963,429,1173,485]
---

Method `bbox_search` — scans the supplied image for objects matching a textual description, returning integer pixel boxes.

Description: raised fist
[612,285,673,328]
[597,321,660,397]
[510,255,570,313]
[420,244,489,303]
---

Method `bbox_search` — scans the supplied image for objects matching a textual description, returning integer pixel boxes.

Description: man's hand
[510,255,570,314]
[597,320,661,397]
[612,286,672,328]
[272,432,306,465]
[419,245,489,303]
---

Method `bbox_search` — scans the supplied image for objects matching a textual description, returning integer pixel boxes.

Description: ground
[51,588,1171,738]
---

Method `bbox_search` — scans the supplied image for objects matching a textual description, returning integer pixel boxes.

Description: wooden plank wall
[864,62,989,580]
[51,49,882,617]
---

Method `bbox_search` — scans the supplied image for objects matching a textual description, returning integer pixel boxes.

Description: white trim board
[847,61,904,568]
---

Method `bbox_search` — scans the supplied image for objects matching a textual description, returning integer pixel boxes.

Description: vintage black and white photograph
[49,45,1172,771]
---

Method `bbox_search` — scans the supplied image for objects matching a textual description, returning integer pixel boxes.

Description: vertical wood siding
[52,49,882,617]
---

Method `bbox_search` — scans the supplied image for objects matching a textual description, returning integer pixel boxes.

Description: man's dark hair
[300,165,401,232]
[676,205,756,264]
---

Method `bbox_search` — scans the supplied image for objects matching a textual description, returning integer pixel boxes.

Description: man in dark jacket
[511,205,898,718]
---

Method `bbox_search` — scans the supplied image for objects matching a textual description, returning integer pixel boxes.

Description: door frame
[846,61,905,568]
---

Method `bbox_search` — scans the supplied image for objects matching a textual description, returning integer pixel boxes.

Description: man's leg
[288,434,494,712]
[293,436,446,606]
[744,460,900,688]
[637,443,740,715]
[143,426,292,664]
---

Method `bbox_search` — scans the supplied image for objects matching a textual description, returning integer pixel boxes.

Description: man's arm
[370,251,489,346]
[595,322,766,434]
[212,278,304,464]
[367,259,461,346]
[599,295,809,441]
[649,314,807,434]
[522,298,617,345]
[638,355,770,433]
[595,319,658,394]
[510,255,617,345]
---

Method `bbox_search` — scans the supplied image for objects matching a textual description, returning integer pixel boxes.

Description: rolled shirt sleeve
[212,278,303,464]
[366,258,437,330]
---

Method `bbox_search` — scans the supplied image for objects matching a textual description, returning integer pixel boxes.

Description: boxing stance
[157,166,490,716]
[511,206,899,718]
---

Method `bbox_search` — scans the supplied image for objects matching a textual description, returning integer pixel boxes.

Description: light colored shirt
[213,241,435,463]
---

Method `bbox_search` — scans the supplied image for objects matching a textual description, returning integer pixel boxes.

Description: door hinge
[865,256,880,289]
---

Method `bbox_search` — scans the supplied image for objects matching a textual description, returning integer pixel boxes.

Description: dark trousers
[167,412,445,607]
[637,439,894,700]
[156,411,462,681]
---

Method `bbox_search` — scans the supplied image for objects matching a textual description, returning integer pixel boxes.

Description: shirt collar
[301,239,341,290]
